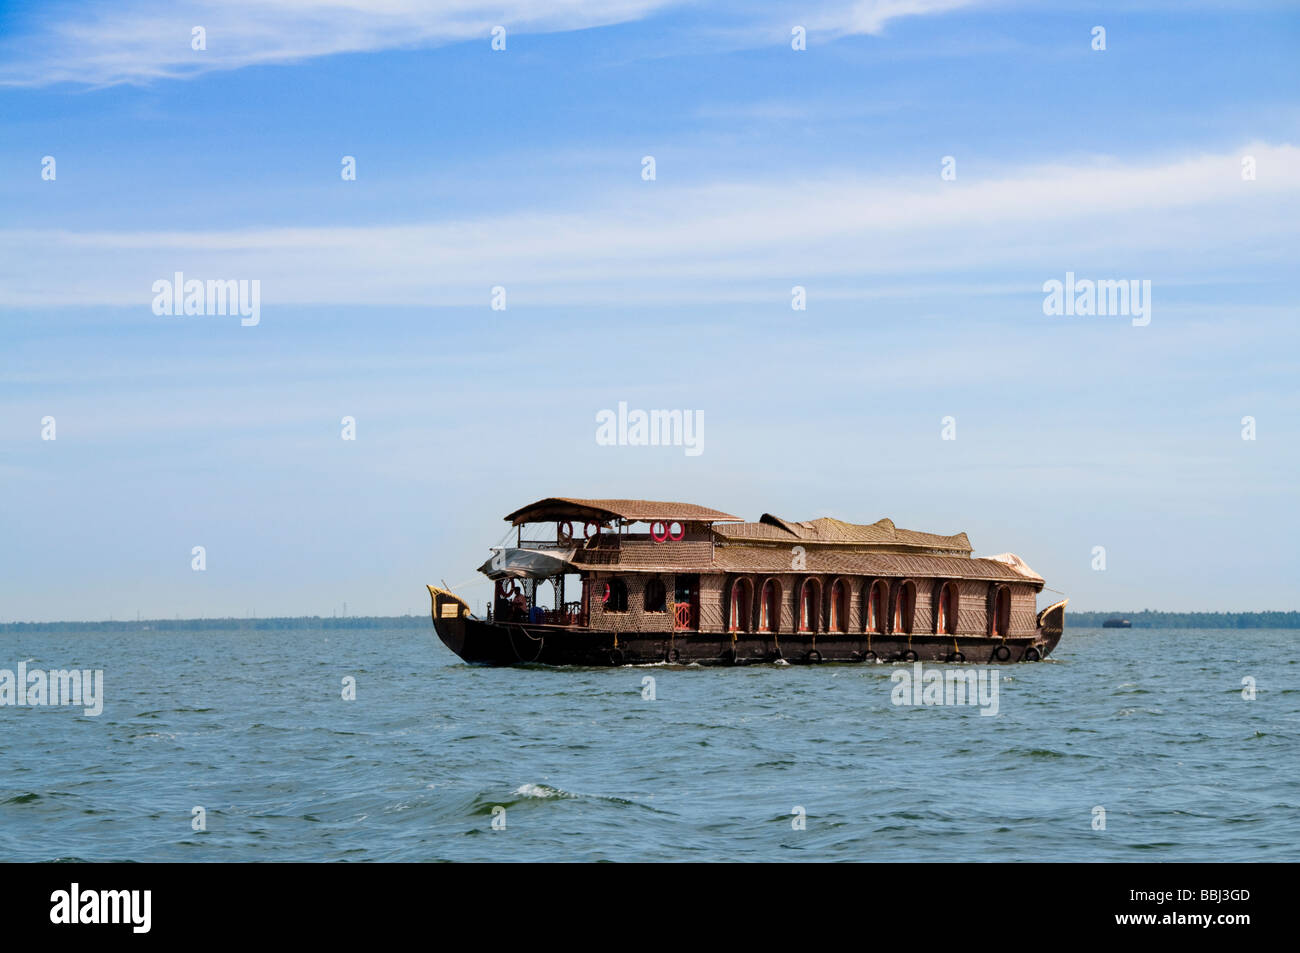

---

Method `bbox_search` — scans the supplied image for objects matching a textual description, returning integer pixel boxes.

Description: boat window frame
[727,576,754,633]
[758,577,781,633]
[936,581,959,635]
[604,576,629,613]
[798,577,822,633]
[643,576,667,613]
[892,579,916,635]
[829,577,850,634]
[864,578,887,634]
[992,584,1011,637]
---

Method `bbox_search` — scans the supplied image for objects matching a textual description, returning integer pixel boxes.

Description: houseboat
[427,497,1066,666]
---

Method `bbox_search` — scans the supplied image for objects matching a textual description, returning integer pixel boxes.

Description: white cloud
[1,0,1005,87]
[0,0,680,87]
[834,0,983,36]
[1,142,1294,307]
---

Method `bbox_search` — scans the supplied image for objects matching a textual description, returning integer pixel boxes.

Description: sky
[1,0,1297,621]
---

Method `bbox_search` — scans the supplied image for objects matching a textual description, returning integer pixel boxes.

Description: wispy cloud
[1,142,1293,308]
[0,0,1005,87]
[827,0,984,36]
[0,0,680,86]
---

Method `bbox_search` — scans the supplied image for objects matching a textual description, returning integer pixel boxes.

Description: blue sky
[1,0,1297,621]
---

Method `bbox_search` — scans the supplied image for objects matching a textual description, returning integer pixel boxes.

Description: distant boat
[428,496,1067,665]
[1102,618,1132,628]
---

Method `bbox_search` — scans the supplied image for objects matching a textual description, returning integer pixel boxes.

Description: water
[1,626,1295,861]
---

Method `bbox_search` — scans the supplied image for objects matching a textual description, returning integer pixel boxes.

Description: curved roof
[505,497,742,526]
[713,514,971,553]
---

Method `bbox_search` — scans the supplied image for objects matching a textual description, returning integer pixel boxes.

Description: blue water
[1,626,1295,861]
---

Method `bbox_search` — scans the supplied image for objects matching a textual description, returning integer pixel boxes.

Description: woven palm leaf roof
[713,514,972,553]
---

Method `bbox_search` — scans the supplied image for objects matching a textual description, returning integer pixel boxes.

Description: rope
[442,576,494,592]
[506,624,545,663]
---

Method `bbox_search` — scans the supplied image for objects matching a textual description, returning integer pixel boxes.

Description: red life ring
[668,521,685,541]
[651,521,669,542]
[557,521,574,543]
[500,579,522,600]
[602,583,611,604]
[584,521,600,539]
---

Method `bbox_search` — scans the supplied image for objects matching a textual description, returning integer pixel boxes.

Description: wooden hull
[428,586,1066,667]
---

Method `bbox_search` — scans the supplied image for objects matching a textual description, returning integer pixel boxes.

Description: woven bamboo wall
[582,566,1042,638]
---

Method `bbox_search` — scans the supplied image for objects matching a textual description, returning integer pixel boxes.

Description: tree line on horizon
[2,610,1298,633]
[1064,610,1300,629]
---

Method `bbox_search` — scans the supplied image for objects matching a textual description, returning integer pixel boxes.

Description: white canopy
[477,548,576,580]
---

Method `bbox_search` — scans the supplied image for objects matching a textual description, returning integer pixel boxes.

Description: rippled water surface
[1,626,1296,861]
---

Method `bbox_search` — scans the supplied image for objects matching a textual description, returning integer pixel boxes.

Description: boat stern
[1035,598,1068,657]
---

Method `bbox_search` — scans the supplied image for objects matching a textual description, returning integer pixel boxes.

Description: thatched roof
[713,514,972,554]
[711,546,1039,584]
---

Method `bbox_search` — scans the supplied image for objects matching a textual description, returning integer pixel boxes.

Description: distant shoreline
[2,610,1298,632]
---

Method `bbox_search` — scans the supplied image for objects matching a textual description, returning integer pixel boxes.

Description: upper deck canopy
[505,497,742,526]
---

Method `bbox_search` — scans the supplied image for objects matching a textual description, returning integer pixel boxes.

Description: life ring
[1024,646,1042,662]
[601,583,610,604]
[947,651,966,663]
[608,648,625,665]
[500,579,522,600]
[584,521,600,539]
[668,521,685,541]
[557,521,573,543]
[651,521,669,542]
[902,649,919,662]
[993,644,1011,661]
[806,649,823,663]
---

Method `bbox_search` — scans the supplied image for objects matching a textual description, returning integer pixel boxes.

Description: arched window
[937,582,958,635]
[865,580,886,634]
[604,577,628,612]
[758,578,779,633]
[728,577,753,633]
[993,586,1011,637]
[830,578,849,633]
[644,577,667,613]
[892,580,916,634]
[799,578,820,632]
